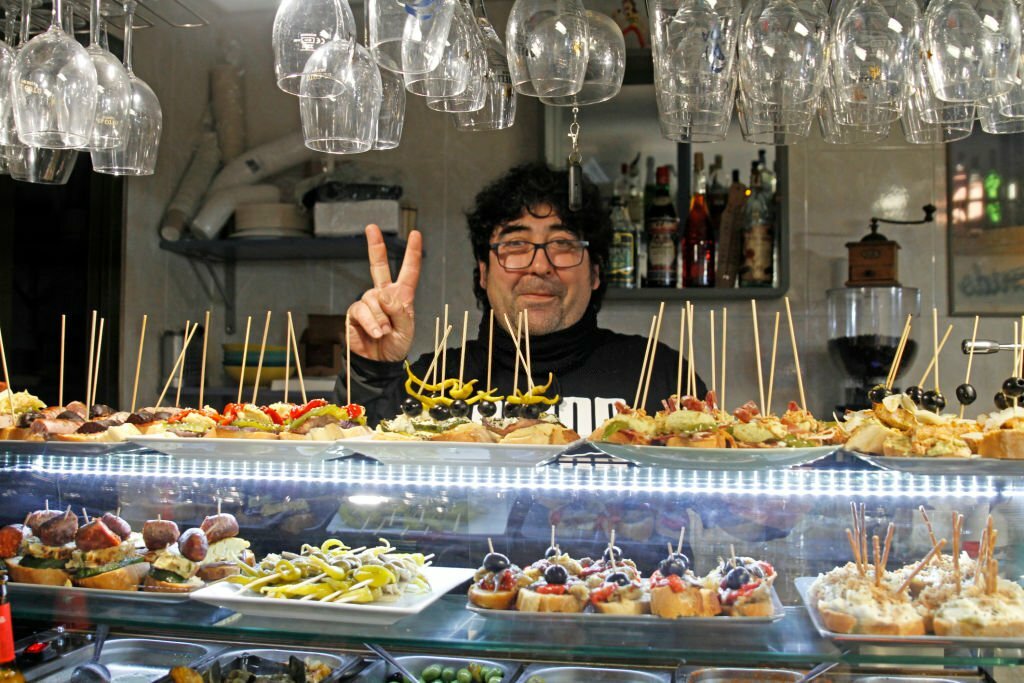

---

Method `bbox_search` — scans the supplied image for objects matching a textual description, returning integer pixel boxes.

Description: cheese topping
[201,537,250,565]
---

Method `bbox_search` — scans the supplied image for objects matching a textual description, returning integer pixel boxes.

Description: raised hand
[346,224,422,362]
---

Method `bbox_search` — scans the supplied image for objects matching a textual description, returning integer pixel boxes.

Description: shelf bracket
[186,257,236,335]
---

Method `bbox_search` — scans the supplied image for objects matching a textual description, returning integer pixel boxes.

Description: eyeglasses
[489,239,590,270]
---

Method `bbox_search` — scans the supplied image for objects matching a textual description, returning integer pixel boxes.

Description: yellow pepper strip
[332,586,375,604]
[234,559,262,577]
[320,539,349,553]
[308,556,349,581]
[447,379,478,400]
[274,559,302,582]
[466,388,504,405]
[354,565,396,588]
[235,571,284,593]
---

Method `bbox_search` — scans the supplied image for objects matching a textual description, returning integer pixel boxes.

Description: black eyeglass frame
[487,239,591,271]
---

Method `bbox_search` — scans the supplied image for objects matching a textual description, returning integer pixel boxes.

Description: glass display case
[3,448,1024,679]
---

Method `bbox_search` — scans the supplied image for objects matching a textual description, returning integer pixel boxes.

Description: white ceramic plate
[8,580,191,603]
[467,584,785,624]
[849,451,1024,476]
[0,440,146,456]
[189,566,474,625]
[589,442,836,470]
[795,576,1024,646]
[130,436,339,461]
[338,436,567,467]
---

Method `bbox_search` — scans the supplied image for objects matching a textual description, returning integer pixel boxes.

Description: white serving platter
[850,451,1024,476]
[338,436,567,467]
[0,440,146,456]
[130,436,340,460]
[189,566,474,625]
[8,580,191,603]
[589,442,836,470]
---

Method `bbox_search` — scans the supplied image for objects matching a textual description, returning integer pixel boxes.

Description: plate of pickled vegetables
[189,538,473,625]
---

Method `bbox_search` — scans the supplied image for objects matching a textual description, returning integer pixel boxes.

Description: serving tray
[589,441,836,470]
[848,451,1024,476]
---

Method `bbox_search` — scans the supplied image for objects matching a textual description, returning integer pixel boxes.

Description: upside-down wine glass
[85,0,131,149]
[11,0,97,148]
[452,0,517,130]
[540,10,624,106]
[506,0,589,97]
[273,0,357,96]
[91,0,162,175]
[368,0,456,74]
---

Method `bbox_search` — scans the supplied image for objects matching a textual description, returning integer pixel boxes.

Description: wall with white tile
[119,7,1014,418]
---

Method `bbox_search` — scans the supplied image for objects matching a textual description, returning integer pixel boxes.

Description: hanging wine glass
[368,0,456,74]
[906,23,975,124]
[0,1,20,150]
[11,0,97,148]
[91,0,162,175]
[405,0,475,101]
[540,10,624,106]
[273,0,357,96]
[453,0,516,130]
[978,96,1024,131]
[300,38,383,153]
[506,0,589,97]
[85,0,131,149]
[422,0,489,112]
[373,66,406,149]
[924,0,1020,101]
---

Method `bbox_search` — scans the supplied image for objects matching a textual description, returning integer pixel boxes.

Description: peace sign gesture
[346,224,423,362]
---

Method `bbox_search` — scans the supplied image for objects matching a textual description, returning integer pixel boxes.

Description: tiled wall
[119,6,1016,418]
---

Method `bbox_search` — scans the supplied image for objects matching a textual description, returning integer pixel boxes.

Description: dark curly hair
[466,162,611,314]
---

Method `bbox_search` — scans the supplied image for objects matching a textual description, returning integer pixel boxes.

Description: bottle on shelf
[608,197,637,289]
[645,164,679,288]
[708,154,728,237]
[0,576,25,683]
[642,155,657,227]
[684,152,715,288]
[740,160,774,287]
[757,149,777,195]
[613,162,630,202]
[715,169,748,288]
[626,154,645,234]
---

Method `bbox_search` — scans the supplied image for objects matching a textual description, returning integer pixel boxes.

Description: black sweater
[339,308,707,429]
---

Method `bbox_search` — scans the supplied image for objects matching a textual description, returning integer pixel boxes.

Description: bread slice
[650,585,721,618]
[74,561,150,591]
[593,597,650,615]
[468,584,518,610]
[515,588,586,612]
[978,430,1024,459]
[432,423,498,443]
[499,422,579,445]
[6,558,72,586]
[664,432,727,449]
[723,598,775,617]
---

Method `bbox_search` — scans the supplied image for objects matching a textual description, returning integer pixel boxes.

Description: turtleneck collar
[478,307,600,378]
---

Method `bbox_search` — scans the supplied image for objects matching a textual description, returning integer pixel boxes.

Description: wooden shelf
[159,234,407,263]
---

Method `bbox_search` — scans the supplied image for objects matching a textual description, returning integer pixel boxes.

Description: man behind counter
[339,163,705,432]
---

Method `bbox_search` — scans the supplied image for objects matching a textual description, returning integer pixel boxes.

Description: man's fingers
[365,224,393,289]
[360,290,394,337]
[379,289,414,338]
[349,299,390,340]
[395,230,422,300]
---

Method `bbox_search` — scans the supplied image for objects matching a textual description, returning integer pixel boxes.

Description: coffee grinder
[827,205,934,412]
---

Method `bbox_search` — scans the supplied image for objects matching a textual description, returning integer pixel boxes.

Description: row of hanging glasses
[0,0,161,184]
[274,0,627,153]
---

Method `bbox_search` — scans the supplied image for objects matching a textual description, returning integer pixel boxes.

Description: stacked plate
[230,203,311,239]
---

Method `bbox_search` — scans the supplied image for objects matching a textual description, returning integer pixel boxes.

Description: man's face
[478,204,599,336]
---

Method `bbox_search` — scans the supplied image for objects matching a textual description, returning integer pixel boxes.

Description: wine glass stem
[52,0,62,30]
[91,0,102,45]
[18,0,28,45]
[4,5,17,47]
[123,0,136,72]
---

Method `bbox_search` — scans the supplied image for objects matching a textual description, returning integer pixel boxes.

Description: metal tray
[517,664,672,682]
[354,654,515,682]
[28,638,221,683]
[795,576,1024,647]
[588,441,835,471]
[205,648,361,679]
[685,668,802,683]
[854,678,962,683]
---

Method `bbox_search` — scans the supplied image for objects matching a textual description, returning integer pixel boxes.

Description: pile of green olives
[385,661,505,683]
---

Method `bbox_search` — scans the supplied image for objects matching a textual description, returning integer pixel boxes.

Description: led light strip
[0,453,1017,498]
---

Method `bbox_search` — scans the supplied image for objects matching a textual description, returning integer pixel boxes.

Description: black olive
[602,545,623,563]
[658,555,689,577]
[521,403,543,419]
[867,384,890,404]
[725,566,752,590]
[89,404,113,419]
[956,383,977,405]
[933,393,946,412]
[503,403,521,419]
[449,399,470,418]
[428,404,450,420]
[483,552,510,573]
[905,386,924,405]
[126,411,154,425]
[605,571,631,586]
[921,390,939,412]
[544,564,568,585]
[477,400,497,418]
[401,397,423,416]
[544,545,560,559]
[57,410,85,423]
[995,392,1012,410]
[77,421,108,434]
[1003,377,1024,398]
[385,673,404,683]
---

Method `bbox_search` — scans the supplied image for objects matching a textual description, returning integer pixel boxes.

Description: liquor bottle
[707,153,728,236]
[608,197,636,288]
[740,161,774,287]
[613,162,630,202]
[642,155,657,226]
[757,149,777,194]
[645,165,679,288]
[626,154,644,232]
[715,169,748,288]
[684,153,715,288]
[0,577,24,683]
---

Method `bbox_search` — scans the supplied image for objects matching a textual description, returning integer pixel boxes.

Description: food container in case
[685,668,803,683]
[854,678,962,683]
[354,655,516,681]
[517,664,672,682]
[204,648,361,680]
[30,638,222,683]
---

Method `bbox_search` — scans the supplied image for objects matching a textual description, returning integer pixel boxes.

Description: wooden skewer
[458,310,469,386]
[846,529,862,574]
[420,325,454,389]
[873,534,881,587]
[345,312,352,406]
[784,297,807,411]
[524,309,533,385]
[92,318,106,408]
[859,503,868,576]
[751,300,765,413]
[503,313,524,395]
[287,312,307,404]
[487,538,495,553]
[676,526,685,555]
[440,304,449,398]
[155,322,199,409]
[175,319,188,409]
[85,310,97,408]
[198,311,210,409]
[550,525,556,552]
[1015,323,1021,408]
[58,315,66,408]
[641,302,666,412]
[431,318,440,386]
[1019,314,1024,382]
[880,522,894,576]
[0,327,13,422]
[721,307,728,412]
[766,311,780,416]
[960,315,980,419]
[916,324,953,388]
[710,309,717,401]
[237,315,252,405]
[952,512,962,595]
[251,311,273,405]
[919,505,938,549]
[932,308,940,392]
[886,314,913,390]
[687,302,696,398]
[486,310,494,392]
[285,311,292,405]
[675,306,686,408]
[633,315,658,410]
[896,539,947,595]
